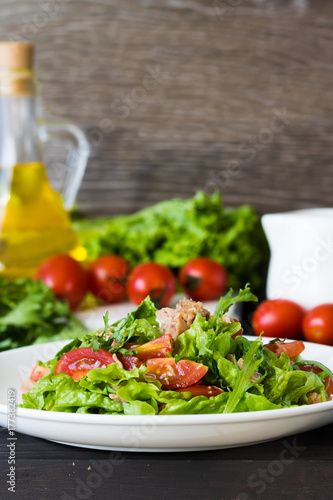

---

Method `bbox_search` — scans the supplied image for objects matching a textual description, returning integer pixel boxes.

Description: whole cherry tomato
[302,304,333,345]
[127,262,175,307]
[88,255,130,304]
[36,254,87,310]
[252,299,305,340]
[179,257,228,301]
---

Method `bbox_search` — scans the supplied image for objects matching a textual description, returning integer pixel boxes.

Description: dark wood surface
[1,423,333,500]
[1,0,333,216]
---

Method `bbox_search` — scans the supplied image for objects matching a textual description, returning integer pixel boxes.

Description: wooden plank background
[0,0,332,216]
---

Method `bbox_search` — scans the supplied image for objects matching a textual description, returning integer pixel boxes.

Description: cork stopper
[0,42,34,70]
[0,42,35,95]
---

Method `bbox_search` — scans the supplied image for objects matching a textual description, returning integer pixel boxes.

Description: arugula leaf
[223,336,263,413]
[107,297,160,348]
[103,312,109,336]
[215,283,258,316]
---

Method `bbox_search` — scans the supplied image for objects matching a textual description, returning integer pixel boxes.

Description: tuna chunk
[307,392,322,405]
[156,298,210,341]
[222,313,244,336]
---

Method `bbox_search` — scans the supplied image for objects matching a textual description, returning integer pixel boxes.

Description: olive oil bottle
[0,42,89,277]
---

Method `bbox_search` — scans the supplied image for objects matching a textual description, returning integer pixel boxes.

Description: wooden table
[1,0,333,217]
[0,423,332,500]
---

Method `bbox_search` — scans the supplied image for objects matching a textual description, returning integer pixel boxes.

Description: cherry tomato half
[252,299,305,340]
[127,263,176,307]
[263,340,305,360]
[176,384,223,398]
[302,304,333,346]
[36,254,87,310]
[145,357,208,389]
[121,356,143,371]
[30,364,50,382]
[134,334,173,360]
[88,255,130,304]
[179,257,228,301]
[54,347,115,380]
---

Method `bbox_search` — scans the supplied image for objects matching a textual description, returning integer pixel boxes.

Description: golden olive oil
[0,162,82,277]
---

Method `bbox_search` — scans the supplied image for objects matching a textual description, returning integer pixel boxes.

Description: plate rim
[1,399,333,426]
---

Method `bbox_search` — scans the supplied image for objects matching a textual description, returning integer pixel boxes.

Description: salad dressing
[0,162,78,276]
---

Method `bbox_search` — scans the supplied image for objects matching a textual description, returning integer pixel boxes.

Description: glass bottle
[0,42,89,277]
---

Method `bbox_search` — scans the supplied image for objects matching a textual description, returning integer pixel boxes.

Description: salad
[21,285,333,415]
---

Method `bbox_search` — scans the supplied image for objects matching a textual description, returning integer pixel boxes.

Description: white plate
[0,339,333,452]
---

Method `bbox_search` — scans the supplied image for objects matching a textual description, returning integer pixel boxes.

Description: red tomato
[127,263,176,307]
[88,255,130,304]
[30,364,50,382]
[264,340,305,360]
[179,257,228,301]
[54,347,115,380]
[299,364,323,374]
[231,327,243,340]
[252,299,304,340]
[176,384,223,397]
[36,254,87,310]
[121,356,143,371]
[302,304,333,345]
[134,334,173,360]
[145,357,208,389]
[324,376,333,399]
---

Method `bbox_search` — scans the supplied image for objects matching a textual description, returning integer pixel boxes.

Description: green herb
[215,283,258,316]
[0,277,87,351]
[73,191,268,289]
[223,336,263,413]
[103,312,109,335]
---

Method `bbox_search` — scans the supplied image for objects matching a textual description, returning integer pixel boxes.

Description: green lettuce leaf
[264,365,326,405]
[160,391,281,415]
[73,191,269,289]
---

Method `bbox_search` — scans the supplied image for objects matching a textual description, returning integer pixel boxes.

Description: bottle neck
[0,70,42,168]
[0,94,42,168]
